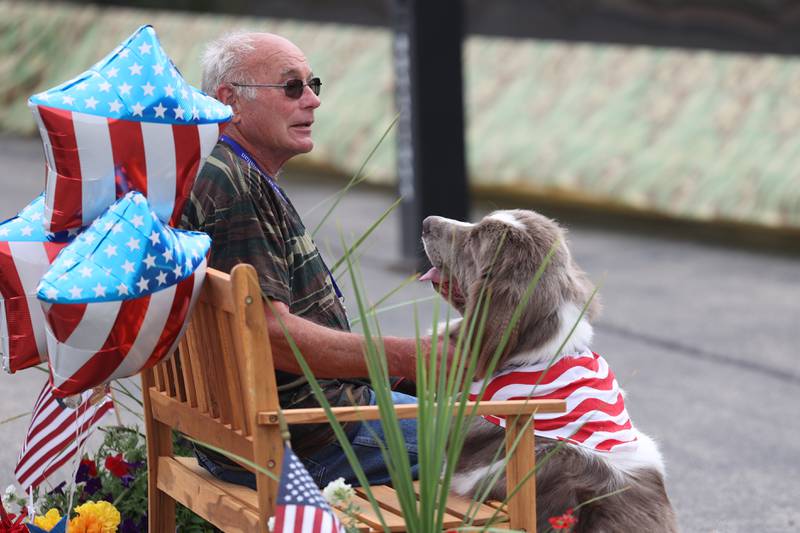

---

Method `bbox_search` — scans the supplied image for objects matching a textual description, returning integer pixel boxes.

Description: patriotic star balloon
[0,195,75,374]
[28,24,231,233]
[37,191,210,397]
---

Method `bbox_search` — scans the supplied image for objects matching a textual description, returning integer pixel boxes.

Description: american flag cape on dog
[37,191,210,397]
[0,195,75,373]
[273,443,345,533]
[14,381,114,491]
[469,350,639,453]
[28,24,231,233]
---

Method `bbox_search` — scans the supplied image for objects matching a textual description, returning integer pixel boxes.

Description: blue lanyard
[219,135,343,300]
[219,135,288,203]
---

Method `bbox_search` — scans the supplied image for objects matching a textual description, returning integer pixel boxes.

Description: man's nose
[301,86,321,108]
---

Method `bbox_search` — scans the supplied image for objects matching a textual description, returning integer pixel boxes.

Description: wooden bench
[142,264,565,532]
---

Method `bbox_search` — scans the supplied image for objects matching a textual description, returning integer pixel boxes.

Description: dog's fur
[421,209,678,532]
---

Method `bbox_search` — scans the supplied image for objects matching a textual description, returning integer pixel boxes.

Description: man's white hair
[201,30,263,100]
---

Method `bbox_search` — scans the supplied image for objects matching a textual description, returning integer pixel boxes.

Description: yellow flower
[69,513,105,533]
[33,508,63,531]
[70,501,121,533]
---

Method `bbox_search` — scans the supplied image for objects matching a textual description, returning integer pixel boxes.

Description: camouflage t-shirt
[181,141,369,456]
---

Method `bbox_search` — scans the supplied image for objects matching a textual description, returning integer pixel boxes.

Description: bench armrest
[257,399,565,425]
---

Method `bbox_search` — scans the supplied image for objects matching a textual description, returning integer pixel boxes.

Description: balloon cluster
[1,25,230,397]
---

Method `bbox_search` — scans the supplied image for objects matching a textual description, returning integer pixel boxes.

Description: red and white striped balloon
[28,24,231,233]
[41,264,205,397]
[0,195,74,373]
[30,106,224,232]
[37,191,210,397]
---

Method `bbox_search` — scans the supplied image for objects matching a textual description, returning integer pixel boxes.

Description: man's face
[234,37,321,170]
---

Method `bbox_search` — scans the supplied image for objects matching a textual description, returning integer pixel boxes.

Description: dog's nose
[422,216,434,237]
[422,215,439,237]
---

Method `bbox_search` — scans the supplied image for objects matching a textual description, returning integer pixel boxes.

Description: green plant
[2,426,218,532]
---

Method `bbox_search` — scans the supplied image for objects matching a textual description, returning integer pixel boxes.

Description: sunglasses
[231,77,322,99]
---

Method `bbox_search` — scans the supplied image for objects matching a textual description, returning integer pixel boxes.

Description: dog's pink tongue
[419,267,442,283]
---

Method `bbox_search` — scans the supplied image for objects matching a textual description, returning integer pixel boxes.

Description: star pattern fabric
[0,195,75,373]
[29,25,228,124]
[38,191,209,304]
[28,24,230,233]
[36,191,210,397]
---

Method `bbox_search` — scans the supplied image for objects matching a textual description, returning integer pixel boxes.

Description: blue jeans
[195,389,418,488]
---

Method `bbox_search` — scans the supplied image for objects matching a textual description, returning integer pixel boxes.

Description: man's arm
[263,300,429,381]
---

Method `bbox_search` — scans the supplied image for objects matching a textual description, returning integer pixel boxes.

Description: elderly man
[180,31,427,488]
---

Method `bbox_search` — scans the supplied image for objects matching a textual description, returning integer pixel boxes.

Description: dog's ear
[460,223,525,380]
[461,254,519,379]
[475,284,520,379]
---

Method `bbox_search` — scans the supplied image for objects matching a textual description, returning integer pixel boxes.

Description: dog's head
[420,210,599,378]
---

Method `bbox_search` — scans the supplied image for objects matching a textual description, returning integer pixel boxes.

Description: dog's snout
[422,215,473,240]
[422,216,438,237]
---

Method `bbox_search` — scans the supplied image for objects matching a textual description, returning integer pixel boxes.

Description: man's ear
[216,84,241,124]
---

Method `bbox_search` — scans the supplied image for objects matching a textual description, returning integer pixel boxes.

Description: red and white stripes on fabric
[469,350,638,453]
[274,504,344,533]
[0,240,69,373]
[42,259,206,398]
[14,382,114,491]
[30,105,221,233]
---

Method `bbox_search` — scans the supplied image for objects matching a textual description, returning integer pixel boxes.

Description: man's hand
[386,335,456,383]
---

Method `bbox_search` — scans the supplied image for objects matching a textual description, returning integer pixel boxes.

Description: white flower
[322,477,354,505]
[268,516,275,531]
[1,485,15,505]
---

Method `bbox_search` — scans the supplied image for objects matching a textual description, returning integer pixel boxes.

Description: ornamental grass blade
[349,295,439,327]
[180,435,279,482]
[310,113,399,236]
[339,235,423,532]
[331,197,402,276]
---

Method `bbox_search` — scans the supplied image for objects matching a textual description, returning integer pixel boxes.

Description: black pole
[393,0,469,272]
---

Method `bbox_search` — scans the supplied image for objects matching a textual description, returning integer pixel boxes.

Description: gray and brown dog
[420,210,678,532]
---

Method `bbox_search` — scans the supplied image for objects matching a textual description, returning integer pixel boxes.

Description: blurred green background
[2,0,799,235]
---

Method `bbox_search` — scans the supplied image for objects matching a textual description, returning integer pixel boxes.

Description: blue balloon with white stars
[37,191,210,304]
[28,24,231,124]
[0,194,75,243]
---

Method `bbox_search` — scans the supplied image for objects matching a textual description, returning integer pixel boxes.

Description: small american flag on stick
[273,443,345,533]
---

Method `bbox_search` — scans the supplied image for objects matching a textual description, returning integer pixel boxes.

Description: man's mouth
[291,121,313,129]
[420,267,465,308]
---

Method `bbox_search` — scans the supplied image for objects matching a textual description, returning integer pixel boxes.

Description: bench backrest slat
[143,265,283,529]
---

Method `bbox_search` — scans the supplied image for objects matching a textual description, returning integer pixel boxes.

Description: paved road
[0,135,798,532]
